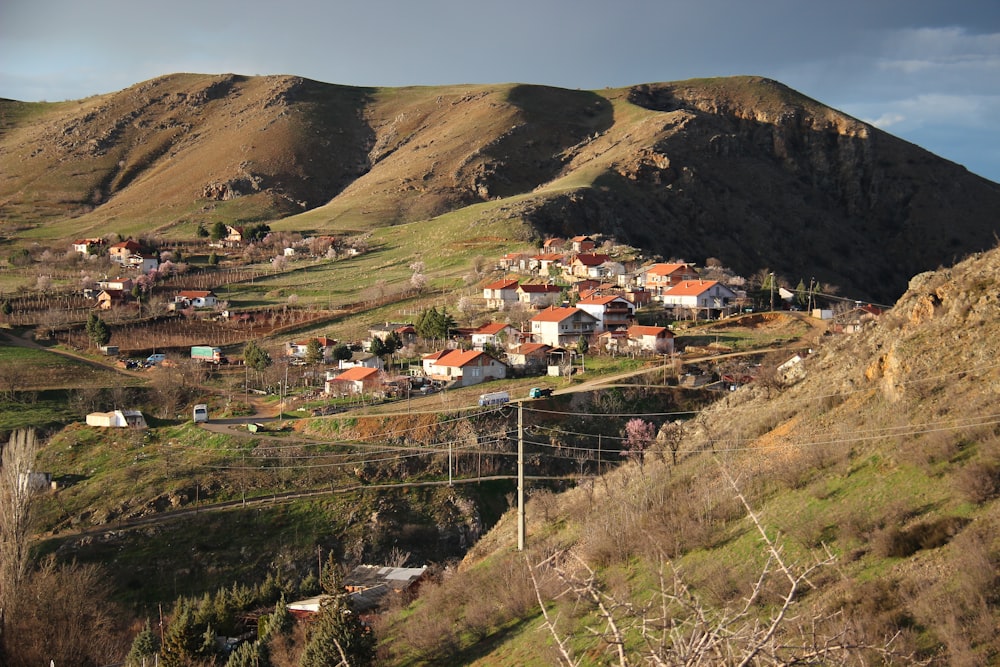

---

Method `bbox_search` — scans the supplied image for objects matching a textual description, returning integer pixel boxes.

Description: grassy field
[0,338,141,390]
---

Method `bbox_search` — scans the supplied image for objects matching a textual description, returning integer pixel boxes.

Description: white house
[174,290,217,309]
[470,322,517,351]
[627,325,675,354]
[482,279,519,309]
[325,366,381,395]
[661,280,736,317]
[72,238,105,256]
[96,277,134,292]
[338,351,383,370]
[575,295,635,332]
[529,307,599,347]
[517,283,562,309]
[286,336,336,361]
[421,349,506,387]
[530,253,566,277]
[129,253,160,273]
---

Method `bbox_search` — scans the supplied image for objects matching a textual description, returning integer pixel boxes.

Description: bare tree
[526,462,911,666]
[0,429,39,648]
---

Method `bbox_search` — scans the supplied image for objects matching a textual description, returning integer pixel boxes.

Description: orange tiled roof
[530,307,590,323]
[334,366,379,381]
[484,279,519,290]
[474,322,512,335]
[663,280,720,296]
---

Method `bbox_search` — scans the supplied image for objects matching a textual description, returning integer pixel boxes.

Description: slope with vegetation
[376,245,1000,666]
[2,70,1000,665]
[3,74,999,302]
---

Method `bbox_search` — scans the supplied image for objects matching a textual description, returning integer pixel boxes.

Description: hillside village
[2,71,998,666]
[16,228,873,408]
[0,224,884,416]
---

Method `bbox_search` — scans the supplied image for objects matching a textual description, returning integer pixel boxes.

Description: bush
[955,460,1000,504]
[872,516,970,558]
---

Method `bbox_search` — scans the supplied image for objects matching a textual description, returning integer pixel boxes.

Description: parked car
[146,353,166,366]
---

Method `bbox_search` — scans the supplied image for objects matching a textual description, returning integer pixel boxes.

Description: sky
[2,0,999,182]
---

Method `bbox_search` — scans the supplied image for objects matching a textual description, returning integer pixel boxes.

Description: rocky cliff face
[2,74,998,303]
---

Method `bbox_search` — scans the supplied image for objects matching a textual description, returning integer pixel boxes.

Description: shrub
[872,516,970,558]
[955,460,1000,504]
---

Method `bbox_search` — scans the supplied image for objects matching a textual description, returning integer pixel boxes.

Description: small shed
[86,409,147,428]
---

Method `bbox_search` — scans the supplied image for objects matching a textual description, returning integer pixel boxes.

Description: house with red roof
[517,283,562,309]
[286,336,337,361]
[368,322,417,347]
[661,280,737,318]
[529,307,599,347]
[109,240,143,265]
[570,235,596,253]
[627,325,675,354]
[482,278,519,309]
[576,295,635,332]
[570,253,625,278]
[644,263,699,295]
[325,366,381,395]
[470,322,517,351]
[421,349,507,387]
[505,342,554,372]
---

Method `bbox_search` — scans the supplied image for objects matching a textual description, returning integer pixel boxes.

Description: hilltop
[2,74,999,303]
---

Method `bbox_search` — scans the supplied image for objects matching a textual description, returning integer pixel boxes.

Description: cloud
[866,112,907,129]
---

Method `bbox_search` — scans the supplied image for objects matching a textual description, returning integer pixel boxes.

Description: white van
[192,404,209,423]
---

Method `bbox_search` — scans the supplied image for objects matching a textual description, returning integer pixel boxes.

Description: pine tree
[211,221,227,242]
[263,593,293,639]
[161,600,207,666]
[369,336,387,358]
[125,620,160,667]
[85,312,111,348]
[244,340,272,372]
[300,555,376,666]
[225,640,268,667]
[305,338,324,365]
[299,598,374,667]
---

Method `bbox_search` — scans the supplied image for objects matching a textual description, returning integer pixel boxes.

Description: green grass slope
[377,246,1000,666]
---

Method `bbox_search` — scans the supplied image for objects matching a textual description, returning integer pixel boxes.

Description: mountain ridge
[2,73,998,303]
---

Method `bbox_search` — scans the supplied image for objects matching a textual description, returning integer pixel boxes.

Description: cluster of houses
[493,236,738,317]
[297,235,747,398]
[73,238,161,272]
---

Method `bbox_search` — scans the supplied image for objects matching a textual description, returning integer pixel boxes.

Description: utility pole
[517,400,525,551]
[769,272,775,312]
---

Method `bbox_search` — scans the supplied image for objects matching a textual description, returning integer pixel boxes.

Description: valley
[0,73,998,666]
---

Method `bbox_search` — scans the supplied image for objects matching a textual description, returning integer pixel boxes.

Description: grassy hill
[3,71,1000,664]
[3,74,1000,302]
[374,246,1000,666]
